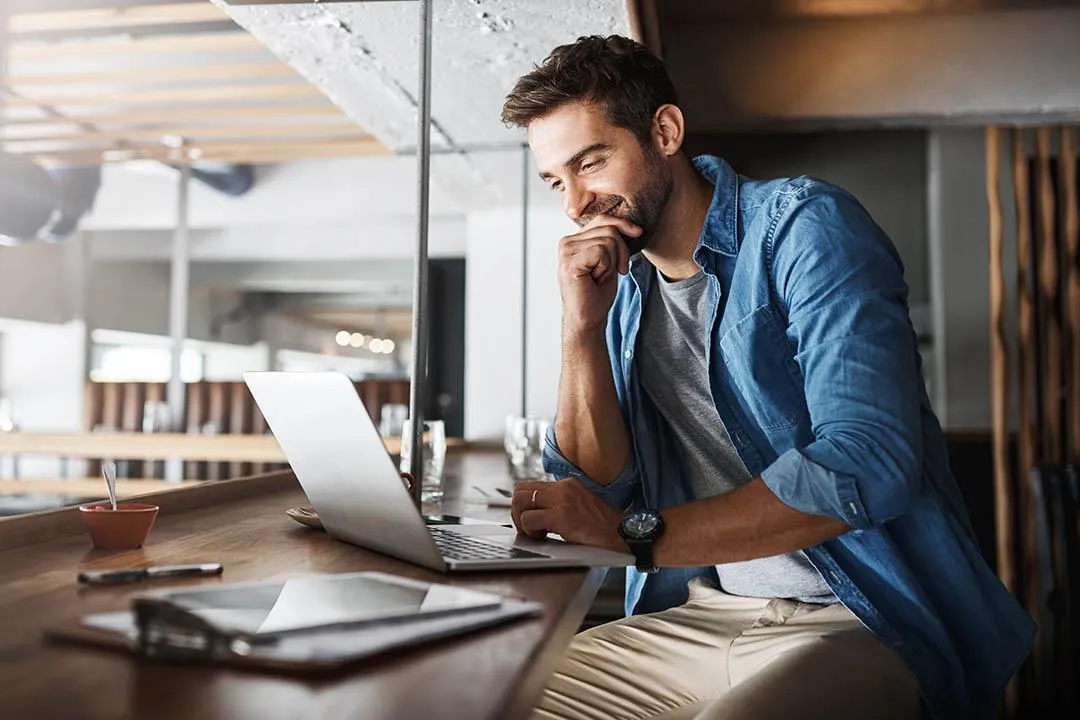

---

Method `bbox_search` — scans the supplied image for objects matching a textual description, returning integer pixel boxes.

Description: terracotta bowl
[78,502,159,550]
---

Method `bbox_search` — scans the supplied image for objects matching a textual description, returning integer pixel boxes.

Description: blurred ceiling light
[334,330,350,347]
[369,338,384,353]
[383,339,396,354]
[349,332,365,348]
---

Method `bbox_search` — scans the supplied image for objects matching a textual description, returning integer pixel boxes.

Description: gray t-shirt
[638,269,835,603]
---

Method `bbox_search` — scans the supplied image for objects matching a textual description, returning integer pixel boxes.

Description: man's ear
[652,104,685,158]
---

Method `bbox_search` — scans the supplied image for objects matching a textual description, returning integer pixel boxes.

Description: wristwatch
[618,509,666,574]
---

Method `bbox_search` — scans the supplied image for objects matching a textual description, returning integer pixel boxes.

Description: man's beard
[575,153,673,256]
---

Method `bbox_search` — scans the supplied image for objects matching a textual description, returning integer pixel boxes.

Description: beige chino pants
[533,578,921,720]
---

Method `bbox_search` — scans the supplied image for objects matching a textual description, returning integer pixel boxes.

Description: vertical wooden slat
[142,382,166,479]
[1014,132,1038,480]
[228,382,252,479]
[251,401,269,475]
[83,381,103,431]
[205,382,228,480]
[98,383,123,478]
[361,381,381,424]
[118,383,144,479]
[83,381,104,477]
[1036,127,1063,465]
[184,382,208,480]
[119,382,143,433]
[1013,130,1042,683]
[987,126,1016,594]
[1014,133,1038,475]
[100,383,122,431]
[1061,126,1080,464]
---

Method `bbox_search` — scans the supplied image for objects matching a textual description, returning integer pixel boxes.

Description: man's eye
[549,181,563,192]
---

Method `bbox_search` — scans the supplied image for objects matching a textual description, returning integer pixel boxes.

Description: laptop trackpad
[445,524,527,538]
[423,514,513,528]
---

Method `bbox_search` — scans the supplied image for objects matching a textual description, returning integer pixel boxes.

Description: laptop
[244,371,633,572]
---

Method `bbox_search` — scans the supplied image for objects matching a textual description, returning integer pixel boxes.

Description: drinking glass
[379,403,408,438]
[142,400,171,434]
[399,419,446,502]
[504,416,550,482]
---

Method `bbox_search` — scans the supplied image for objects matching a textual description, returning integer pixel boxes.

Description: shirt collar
[629,154,739,289]
[691,154,740,258]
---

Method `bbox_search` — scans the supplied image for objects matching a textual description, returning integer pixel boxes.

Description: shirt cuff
[541,424,639,510]
[760,447,871,529]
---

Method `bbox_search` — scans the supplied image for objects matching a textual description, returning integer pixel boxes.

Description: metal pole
[520,146,529,418]
[165,158,192,482]
[406,0,434,508]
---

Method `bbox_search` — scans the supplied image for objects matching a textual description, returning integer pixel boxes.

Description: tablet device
[133,571,504,641]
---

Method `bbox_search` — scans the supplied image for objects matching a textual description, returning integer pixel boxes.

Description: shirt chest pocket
[718,304,805,432]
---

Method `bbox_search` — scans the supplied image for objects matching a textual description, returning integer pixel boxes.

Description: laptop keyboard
[429,526,550,562]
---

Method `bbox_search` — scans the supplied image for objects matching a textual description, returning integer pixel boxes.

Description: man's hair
[500,35,677,143]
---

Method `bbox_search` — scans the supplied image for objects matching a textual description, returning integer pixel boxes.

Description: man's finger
[583,213,642,238]
[519,508,558,537]
[589,244,618,283]
[512,483,554,517]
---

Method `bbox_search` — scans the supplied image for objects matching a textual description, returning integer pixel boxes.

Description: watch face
[623,510,660,539]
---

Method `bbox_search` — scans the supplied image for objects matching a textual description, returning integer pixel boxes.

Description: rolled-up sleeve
[759,187,923,530]
[542,423,640,510]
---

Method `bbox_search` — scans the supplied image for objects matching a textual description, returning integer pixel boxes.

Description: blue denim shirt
[543,155,1035,719]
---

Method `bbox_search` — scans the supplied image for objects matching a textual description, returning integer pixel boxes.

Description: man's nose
[563,180,594,223]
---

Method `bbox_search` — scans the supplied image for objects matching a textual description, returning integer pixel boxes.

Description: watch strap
[627,538,658,573]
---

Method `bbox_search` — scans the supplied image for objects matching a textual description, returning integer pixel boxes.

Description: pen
[77,563,224,585]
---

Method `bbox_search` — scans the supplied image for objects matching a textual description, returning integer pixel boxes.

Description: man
[501,35,1034,720]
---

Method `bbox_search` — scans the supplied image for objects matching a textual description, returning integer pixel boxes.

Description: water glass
[142,400,171,434]
[399,419,446,502]
[379,403,409,438]
[0,398,16,433]
[504,416,550,482]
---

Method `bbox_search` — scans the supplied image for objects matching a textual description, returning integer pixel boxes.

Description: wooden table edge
[0,462,611,720]
[0,470,299,551]
[494,565,608,720]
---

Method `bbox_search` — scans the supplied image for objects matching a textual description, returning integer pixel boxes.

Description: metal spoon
[101,460,118,511]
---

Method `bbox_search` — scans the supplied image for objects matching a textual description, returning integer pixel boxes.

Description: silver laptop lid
[243,371,446,571]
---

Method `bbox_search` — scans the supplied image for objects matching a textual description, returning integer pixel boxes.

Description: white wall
[0,242,75,324]
[83,155,465,231]
[88,218,467,262]
[0,319,86,478]
[464,205,570,440]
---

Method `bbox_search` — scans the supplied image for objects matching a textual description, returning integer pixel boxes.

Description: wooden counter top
[0,432,466,462]
[0,452,603,720]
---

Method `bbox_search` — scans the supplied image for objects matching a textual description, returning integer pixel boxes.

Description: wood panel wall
[83,378,410,480]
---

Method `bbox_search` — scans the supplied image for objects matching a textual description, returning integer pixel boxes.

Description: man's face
[529,101,672,255]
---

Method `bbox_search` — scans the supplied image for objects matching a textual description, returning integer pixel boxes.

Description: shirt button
[624,350,633,359]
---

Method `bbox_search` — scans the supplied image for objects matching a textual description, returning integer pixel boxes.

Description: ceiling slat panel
[11,3,228,34]
[5,62,296,87]
[3,4,379,166]
[11,31,262,60]
[6,83,323,106]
